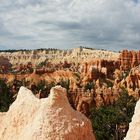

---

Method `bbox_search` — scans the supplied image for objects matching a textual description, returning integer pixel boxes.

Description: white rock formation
[0,86,96,140]
[124,99,140,140]
[0,48,119,65]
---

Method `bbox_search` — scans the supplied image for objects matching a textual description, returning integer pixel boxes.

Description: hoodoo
[0,86,95,140]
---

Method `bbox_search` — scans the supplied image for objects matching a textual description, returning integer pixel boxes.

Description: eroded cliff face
[124,99,140,140]
[119,50,140,70]
[80,60,120,82]
[0,86,95,140]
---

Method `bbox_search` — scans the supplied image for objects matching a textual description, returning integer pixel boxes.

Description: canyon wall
[0,48,119,66]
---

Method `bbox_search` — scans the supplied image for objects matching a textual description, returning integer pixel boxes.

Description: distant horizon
[0,46,139,53]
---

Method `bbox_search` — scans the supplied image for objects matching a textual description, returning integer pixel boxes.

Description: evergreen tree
[0,80,12,112]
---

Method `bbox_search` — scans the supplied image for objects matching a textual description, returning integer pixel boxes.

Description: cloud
[0,0,140,51]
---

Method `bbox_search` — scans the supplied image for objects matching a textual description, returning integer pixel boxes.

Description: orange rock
[119,50,140,70]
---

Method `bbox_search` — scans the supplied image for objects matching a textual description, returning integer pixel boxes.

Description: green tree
[84,82,94,91]
[0,80,12,112]
[90,88,136,140]
[37,80,46,91]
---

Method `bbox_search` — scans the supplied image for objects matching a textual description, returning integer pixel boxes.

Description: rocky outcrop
[116,65,140,97]
[80,60,119,82]
[119,50,140,70]
[125,68,140,92]
[0,86,95,140]
[124,99,140,140]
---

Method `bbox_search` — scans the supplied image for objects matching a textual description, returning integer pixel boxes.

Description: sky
[0,0,140,51]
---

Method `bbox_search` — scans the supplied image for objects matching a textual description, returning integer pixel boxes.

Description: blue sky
[0,0,140,51]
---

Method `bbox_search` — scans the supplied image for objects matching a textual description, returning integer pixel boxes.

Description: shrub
[84,82,94,91]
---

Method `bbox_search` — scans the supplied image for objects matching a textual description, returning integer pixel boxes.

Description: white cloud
[0,0,140,50]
